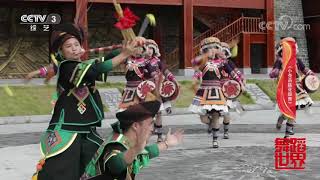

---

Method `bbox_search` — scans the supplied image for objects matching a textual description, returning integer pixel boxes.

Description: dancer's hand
[307,70,315,76]
[121,37,146,57]
[135,36,147,46]
[24,71,38,83]
[165,128,184,147]
[121,40,138,57]
[240,82,246,92]
[242,78,247,86]
[25,72,36,80]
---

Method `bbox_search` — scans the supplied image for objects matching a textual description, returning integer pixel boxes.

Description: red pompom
[36,163,43,171]
[114,7,140,30]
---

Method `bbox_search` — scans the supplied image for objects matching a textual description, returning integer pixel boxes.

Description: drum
[302,74,320,93]
[137,80,156,99]
[222,80,242,99]
[160,80,179,101]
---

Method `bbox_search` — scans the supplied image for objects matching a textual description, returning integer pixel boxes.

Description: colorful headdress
[200,37,222,54]
[220,42,232,59]
[145,39,161,57]
[277,37,298,56]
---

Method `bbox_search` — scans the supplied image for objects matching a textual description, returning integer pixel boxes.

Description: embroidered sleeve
[164,69,176,81]
[228,60,243,80]
[191,57,201,67]
[144,144,160,159]
[193,71,202,81]
[297,58,313,75]
[104,49,121,60]
[145,60,159,77]
[96,59,113,73]
[40,64,57,79]
[39,66,48,77]
[158,59,164,71]
[224,63,241,82]
[105,151,128,175]
[94,57,108,82]
[94,49,121,75]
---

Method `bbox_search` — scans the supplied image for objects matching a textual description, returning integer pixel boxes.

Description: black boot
[223,122,230,139]
[276,114,285,130]
[284,123,294,138]
[207,116,213,134]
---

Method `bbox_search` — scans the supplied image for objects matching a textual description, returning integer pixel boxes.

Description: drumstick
[86,44,122,53]
[3,84,14,97]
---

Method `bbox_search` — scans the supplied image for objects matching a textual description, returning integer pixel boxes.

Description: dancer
[189,37,243,148]
[32,23,145,180]
[81,99,183,180]
[144,39,180,142]
[270,37,317,138]
[219,41,245,139]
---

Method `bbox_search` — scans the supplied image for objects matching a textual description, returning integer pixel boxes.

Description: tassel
[132,154,150,174]
[31,158,45,180]
[132,159,140,174]
[36,159,45,171]
[141,154,150,167]
[31,173,38,180]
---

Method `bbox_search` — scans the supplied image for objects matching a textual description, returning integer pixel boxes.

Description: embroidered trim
[90,94,104,120]
[133,66,144,79]
[76,64,92,87]
[69,65,79,83]
[40,133,78,159]
[101,57,106,82]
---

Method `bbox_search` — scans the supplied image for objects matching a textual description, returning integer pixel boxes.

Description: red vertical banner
[276,40,296,119]
[75,0,89,60]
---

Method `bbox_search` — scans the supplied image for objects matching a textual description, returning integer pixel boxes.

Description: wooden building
[0,0,275,78]
[303,0,320,73]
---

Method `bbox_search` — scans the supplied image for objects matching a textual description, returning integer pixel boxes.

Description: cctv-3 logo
[20,13,61,24]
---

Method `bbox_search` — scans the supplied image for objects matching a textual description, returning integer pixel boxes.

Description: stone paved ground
[1,133,319,180]
[2,124,320,148]
[137,145,320,180]
[245,83,273,105]
[1,108,320,180]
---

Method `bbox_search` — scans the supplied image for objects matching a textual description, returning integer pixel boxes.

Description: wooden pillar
[266,0,275,68]
[242,33,251,69]
[181,0,193,68]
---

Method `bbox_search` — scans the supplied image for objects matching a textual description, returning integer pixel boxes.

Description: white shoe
[212,139,219,148]
[223,132,229,139]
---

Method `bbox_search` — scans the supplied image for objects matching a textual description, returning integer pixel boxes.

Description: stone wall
[275,0,309,66]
